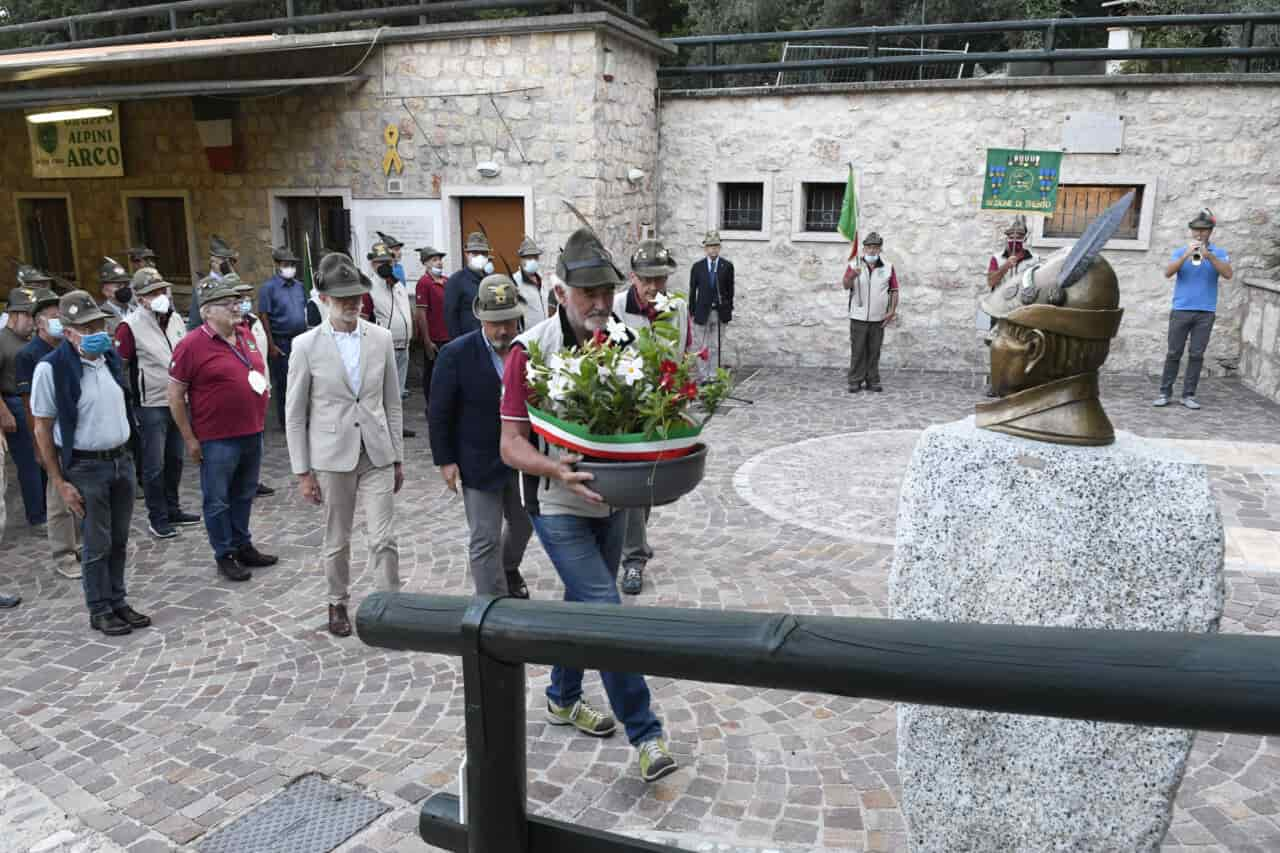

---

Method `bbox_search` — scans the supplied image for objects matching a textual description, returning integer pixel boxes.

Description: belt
[72,445,129,461]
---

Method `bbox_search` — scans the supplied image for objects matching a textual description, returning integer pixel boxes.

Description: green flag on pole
[837,164,858,250]
[302,232,315,298]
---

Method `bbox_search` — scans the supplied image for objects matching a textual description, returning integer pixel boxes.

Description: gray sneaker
[638,737,678,783]
[1182,396,1202,410]
[1152,395,1170,407]
[547,698,617,737]
[621,564,643,595]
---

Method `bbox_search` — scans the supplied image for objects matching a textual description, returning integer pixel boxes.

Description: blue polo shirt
[257,274,308,345]
[1170,244,1229,313]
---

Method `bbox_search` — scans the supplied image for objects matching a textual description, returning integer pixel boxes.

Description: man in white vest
[363,241,416,437]
[513,235,550,328]
[113,268,201,539]
[499,227,679,784]
[288,254,405,637]
[843,231,899,393]
[612,237,688,596]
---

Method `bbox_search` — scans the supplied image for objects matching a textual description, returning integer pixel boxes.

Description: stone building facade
[1241,278,1280,402]
[2,16,1279,400]
[657,78,1280,381]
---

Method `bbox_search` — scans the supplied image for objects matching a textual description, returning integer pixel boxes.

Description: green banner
[981,149,1063,215]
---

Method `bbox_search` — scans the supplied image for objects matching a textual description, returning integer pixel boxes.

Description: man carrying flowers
[498,227,679,783]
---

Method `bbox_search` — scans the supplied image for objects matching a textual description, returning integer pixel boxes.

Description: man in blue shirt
[257,247,307,428]
[1155,208,1233,410]
[445,231,491,339]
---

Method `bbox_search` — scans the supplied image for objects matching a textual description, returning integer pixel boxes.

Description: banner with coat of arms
[27,104,124,179]
[981,148,1062,215]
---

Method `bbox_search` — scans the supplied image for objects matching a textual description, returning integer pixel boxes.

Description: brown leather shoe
[328,603,352,637]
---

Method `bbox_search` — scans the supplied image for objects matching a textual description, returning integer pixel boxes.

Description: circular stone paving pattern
[734,429,922,546]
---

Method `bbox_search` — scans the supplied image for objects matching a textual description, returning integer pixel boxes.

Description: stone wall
[657,79,1280,374]
[0,15,667,297]
[1241,278,1280,403]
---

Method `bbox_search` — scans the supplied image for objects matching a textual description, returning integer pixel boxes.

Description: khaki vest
[124,307,185,408]
[847,259,896,323]
[369,280,412,347]
[513,313,618,519]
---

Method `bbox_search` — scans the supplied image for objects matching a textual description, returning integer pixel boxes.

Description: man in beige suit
[285,253,405,637]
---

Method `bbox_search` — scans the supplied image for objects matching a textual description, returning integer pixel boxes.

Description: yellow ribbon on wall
[382,124,403,175]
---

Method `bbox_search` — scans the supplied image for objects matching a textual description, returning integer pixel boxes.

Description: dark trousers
[199,433,262,559]
[3,394,46,525]
[1160,310,1216,398]
[65,453,134,616]
[138,405,185,530]
[269,349,291,429]
[421,340,449,418]
[848,319,886,387]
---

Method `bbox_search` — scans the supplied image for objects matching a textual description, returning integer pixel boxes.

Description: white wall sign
[1062,112,1125,155]
[27,103,124,178]
[349,198,444,284]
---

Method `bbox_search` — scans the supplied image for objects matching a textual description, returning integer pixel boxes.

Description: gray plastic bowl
[575,444,708,508]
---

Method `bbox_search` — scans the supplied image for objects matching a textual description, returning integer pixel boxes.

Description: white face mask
[863,254,880,264]
[467,255,488,272]
[522,259,539,274]
[149,294,171,314]
[239,299,253,315]
[484,260,495,275]
[430,266,444,277]
[280,266,297,280]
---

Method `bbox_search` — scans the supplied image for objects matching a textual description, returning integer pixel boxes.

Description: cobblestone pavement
[1,369,1278,852]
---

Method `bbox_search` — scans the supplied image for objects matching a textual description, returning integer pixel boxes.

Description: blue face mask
[45,318,64,339]
[392,262,405,282]
[79,331,113,355]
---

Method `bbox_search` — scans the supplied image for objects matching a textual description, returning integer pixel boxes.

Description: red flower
[680,381,698,400]
[592,329,608,345]
[659,373,676,391]
[659,359,679,375]
[697,346,710,362]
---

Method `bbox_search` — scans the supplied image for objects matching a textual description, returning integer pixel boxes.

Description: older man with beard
[499,227,678,784]
[428,274,533,599]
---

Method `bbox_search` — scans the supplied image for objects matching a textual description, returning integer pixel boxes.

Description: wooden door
[135,197,192,289]
[20,197,75,283]
[458,197,525,277]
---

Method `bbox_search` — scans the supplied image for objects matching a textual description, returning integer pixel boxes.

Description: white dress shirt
[328,323,362,395]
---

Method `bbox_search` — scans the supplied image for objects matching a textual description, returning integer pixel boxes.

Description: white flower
[525,361,540,383]
[548,352,566,373]
[564,356,584,376]
[615,355,645,386]
[606,317,631,344]
[654,292,683,313]
[548,374,573,402]
[597,365,612,382]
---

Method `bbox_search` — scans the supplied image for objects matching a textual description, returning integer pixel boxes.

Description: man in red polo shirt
[168,277,278,582]
[415,245,450,418]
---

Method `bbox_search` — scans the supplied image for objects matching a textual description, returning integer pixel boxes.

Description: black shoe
[169,510,202,527]
[90,612,132,635]
[0,593,21,609]
[621,565,643,595]
[403,428,416,438]
[847,385,862,393]
[505,571,530,599]
[255,483,275,496]
[217,556,252,582]
[868,383,883,392]
[148,522,178,540]
[113,605,151,629]
[328,603,352,637]
[236,544,278,568]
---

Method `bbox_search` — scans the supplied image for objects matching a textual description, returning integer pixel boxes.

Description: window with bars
[802,182,845,233]
[719,182,764,232]
[1044,184,1144,240]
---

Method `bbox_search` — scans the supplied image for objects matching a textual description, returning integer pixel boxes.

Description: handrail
[357,592,1280,852]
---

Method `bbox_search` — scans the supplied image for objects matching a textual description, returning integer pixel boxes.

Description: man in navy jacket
[688,230,734,382]
[428,274,532,598]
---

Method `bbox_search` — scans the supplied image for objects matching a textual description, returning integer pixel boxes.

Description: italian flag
[192,97,237,172]
[528,406,702,461]
[838,164,858,260]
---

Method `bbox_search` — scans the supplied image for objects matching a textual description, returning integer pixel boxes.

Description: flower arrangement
[523,293,732,461]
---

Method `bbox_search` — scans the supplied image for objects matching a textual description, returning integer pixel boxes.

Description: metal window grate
[198,774,389,853]
[1044,184,1143,239]
[720,182,764,231]
[803,183,845,232]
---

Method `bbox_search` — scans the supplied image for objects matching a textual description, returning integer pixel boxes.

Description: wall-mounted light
[476,161,501,178]
[26,106,113,124]
[602,47,615,82]
[626,168,646,185]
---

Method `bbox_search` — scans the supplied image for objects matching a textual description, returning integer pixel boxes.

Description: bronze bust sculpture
[976,193,1133,446]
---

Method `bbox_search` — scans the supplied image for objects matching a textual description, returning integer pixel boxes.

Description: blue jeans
[268,338,294,429]
[199,433,262,559]
[138,406,185,530]
[531,512,663,746]
[65,454,134,616]
[3,394,46,525]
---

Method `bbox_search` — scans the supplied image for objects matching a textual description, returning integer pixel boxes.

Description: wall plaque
[1062,112,1125,154]
[27,103,124,178]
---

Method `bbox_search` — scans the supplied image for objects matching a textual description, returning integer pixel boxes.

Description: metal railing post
[169,8,179,31]
[708,43,717,88]
[67,20,78,42]
[1235,20,1254,73]
[626,0,635,15]
[1044,21,1056,75]
[865,29,878,82]
[461,598,528,853]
